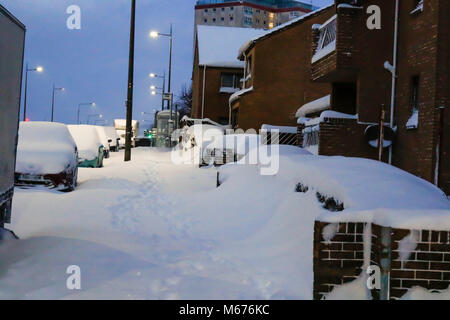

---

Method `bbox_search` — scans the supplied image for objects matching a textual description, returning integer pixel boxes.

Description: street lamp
[87,113,103,124]
[149,71,166,110]
[149,25,173,108]
[51,85,65,122]
[23,63,44,121]
[77,102,96,124]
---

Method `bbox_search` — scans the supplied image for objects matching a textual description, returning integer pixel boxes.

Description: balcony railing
[312,15,337,63]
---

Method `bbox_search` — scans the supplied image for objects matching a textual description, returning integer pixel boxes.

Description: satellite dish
[364,125,396,148]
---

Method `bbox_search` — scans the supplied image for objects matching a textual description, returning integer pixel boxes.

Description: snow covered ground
[1,148,320,299]
[1,147,449,300]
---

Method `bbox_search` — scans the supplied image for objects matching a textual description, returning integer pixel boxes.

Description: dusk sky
[2,0,333,127]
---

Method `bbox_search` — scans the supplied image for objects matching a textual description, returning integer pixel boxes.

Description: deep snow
[2,147,449,300]
[2,148,322,299]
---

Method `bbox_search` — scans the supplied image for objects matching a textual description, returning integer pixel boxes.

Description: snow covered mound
[16,122,77,175]
[68,125,103,161]
[273,154,448,211]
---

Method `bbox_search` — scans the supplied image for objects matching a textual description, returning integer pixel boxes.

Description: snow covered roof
[295,95,330,118]
[238,3,335,58]
[196,25,266,68]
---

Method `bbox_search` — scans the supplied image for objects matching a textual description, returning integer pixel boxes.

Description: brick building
[195,0,316,30]
[229,4,335,130]
[314,221,450,300]
[191,25,266,124]
[295,0,449,194]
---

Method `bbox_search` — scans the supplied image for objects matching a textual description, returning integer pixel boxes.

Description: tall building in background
[195,0,317,30]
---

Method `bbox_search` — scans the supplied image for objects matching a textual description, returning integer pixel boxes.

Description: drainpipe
[385,0,400,165]
[201,65,207,119]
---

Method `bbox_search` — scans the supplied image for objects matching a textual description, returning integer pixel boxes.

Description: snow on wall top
[238,3,335,57]
[197,25,266,68]
[295,94,330,118]
[275,152,450,229]
[16,122,77,175]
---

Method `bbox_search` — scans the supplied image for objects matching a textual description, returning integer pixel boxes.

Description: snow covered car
[68,125,104,168]
[103,126,120,152]
[94,126,111,159]
[15,122,78,191]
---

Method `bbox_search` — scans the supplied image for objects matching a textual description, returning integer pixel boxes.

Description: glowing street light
[77,102,96,124]
[87,113,103,124]
[23,63,44,121]
[149,71,166,110]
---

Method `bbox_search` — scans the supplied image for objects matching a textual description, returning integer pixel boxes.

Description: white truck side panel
[0,6,25,223]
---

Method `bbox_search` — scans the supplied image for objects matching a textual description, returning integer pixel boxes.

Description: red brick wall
[235,6,334,131]
[390,228,450,299]
[314,221,450,300]
[318,118,385,160]
[313,221,375,300]
[308,1,449,194]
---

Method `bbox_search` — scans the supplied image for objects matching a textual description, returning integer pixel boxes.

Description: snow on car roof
[196,25,266,68]
[16,122,77,175]
[67,125,103,161]
[95,126,110,151]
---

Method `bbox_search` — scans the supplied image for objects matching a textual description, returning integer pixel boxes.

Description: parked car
[68,125,104,168]
[15,122,79,191]
[94,126,110,159]
[0,4,26,231]
[103,126,120,152]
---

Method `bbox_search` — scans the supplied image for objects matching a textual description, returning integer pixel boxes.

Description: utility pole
[125,0,136,162]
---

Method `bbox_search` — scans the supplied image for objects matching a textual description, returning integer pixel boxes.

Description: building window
[290,11,300,18]
[213,18,216,22]
[204,9,208,13]
[213,8,216,12]
[263,21,266,25]
[204,19,208,23]
[231,7,234,11]
[230,16,234,21]
[244,7,253,16]
[221,73,241,89]
[222,7,225,11]
[221,17,224,21]
[410,75,420,112]
[244,16,253,26]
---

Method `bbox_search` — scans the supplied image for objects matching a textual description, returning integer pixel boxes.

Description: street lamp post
[150,25,173,121]
[150,71,166,110]
[51,84,65,122]
[77,102,95,124]
[23,63,43,121]
[87,114,103,124]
